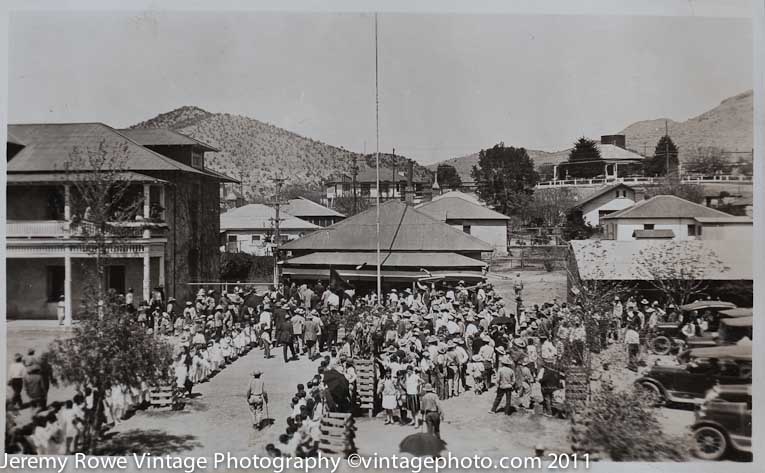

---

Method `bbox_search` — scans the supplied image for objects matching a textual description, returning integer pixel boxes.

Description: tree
[581,387,688,461]
[685,146,730,175]
[52,140,174,452]
[471,143,539,216]
[435,164,462,189]
[644,135,679,177]
[524,187,579,227]
[636,241,729,309]
[566,137,603,178]
[562,208,597,241]
[643,177,705,204]
[333,194,371,217]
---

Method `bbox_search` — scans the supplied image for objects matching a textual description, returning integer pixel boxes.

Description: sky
[8,11,753,164]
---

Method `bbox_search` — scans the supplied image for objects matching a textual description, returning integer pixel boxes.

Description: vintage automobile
[635,344,752,406]
[691,384,752,460]
[648,302,744,355]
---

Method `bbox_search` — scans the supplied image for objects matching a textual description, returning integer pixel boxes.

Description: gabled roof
[6,123,223,179]
[574,183,634,209]
[283,197,345,218]
[602,195,732,220]
[118,128,220,152]
[221,204,319,231]
[569,239,752,281]
[281,199,493,252]
[415,195,510,221]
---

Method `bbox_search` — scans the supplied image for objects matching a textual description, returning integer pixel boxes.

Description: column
[64,250,72,326]
[143,246,151,303]
[158,253,165,294]
[552,165,558,181]
[143,184,151,220]
[64,185,71,221]
[159,185,166,221]
[614,163,619,180]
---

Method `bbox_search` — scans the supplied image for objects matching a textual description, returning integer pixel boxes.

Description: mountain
[429,90,753,182]
[619,89,753,161]
[131,107,431,201]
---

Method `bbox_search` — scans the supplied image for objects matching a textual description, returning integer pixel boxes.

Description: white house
[601,195,752,241]
[415,191,510,255]
[573,183,636,227]
[220,204,319,255]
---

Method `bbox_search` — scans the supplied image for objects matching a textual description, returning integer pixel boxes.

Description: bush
[580,386,689,461]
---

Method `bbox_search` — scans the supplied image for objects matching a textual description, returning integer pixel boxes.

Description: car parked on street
[691,384,752,460]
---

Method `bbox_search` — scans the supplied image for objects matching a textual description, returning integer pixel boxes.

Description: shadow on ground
[93,429,202,455]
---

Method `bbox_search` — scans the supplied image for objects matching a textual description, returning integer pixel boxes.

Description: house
[6,123,235,322]
[553,135,645,180]
[601,195,751,241]
[220,204,319,255]
[280,199,491,287]
[571,183,636,227]
[324,159,432,208]
[415,191,510,255]
[567,239,753,307]
[282,197,345,227]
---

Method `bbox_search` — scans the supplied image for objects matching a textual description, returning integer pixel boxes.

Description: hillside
[619,89,753,161]
[429,90,753,182]
[131,107,431,201]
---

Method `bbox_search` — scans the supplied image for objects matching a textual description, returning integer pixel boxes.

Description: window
[688,224,696,236]
[251,235,261,242]
[643,224,654,230]
[46,266,65,302]
[106,265,126,294]
[227,235,237,243]
[462,224,471,234]
[191,150,204,169]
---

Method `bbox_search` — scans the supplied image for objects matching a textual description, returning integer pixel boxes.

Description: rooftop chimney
[600,134,626,149]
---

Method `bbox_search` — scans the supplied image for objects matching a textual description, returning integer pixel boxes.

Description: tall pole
[392,147,396,200]
[271,177,285,287]
[375,13,382,303]
[665,120,670,177]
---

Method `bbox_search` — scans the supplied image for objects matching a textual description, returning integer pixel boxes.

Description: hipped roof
[221,204,319,231]
[7,123,230,180]
[602,195,731,220]
[281,199,493,252]
[282,251,487,268]
[415,194,509,221]
[283,197,345,218]
[118,128,220,152]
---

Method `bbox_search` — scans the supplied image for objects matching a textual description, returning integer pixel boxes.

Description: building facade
[6,124,233,321]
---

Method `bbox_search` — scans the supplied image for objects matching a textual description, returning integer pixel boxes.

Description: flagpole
[374,12,382,303]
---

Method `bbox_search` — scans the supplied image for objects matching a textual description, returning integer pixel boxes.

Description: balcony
[6,220,168,240]
[7,220,70,238]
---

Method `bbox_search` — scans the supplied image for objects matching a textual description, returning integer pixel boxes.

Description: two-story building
[282,197,345,227]
[601,194,752,241]
[220,204,319,255]
[324,162,432,208]
[6,123,234,323]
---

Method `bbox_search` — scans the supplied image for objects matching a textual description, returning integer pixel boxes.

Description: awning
[281,251,487,269]
[281,267,486,283]
[720,308,753,318]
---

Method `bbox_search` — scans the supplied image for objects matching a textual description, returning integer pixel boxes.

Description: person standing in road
[419,383,443,439]
[280,318,297,363]
[490,355,515,415]
[513,273,524,299]
[303,310,321,360]
[246,370,268,430]
[8,353,26,409]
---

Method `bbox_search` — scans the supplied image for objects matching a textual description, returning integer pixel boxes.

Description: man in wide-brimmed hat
[419,383,443,439]
[246,369,268,430]
[490,355,515,416]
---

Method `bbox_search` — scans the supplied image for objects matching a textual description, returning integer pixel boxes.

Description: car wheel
[693,426,728,461]
[637,381,665,406]
[650,336,672,355]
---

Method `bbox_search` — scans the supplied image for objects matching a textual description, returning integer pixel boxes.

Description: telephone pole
[391,148,397,200]
[269,177,287,287]
[665,120,670,177]
[351,154,359,214]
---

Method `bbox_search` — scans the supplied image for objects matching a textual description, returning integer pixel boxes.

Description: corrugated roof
[282,251,486,268]
[118,128,220,152]
[602,195,732,220]
[632,229,675,239]
[281,267,485,282]
[693,216,753,224]
[415,196,510,221]
[6,171,167,184]
[221,204,319,231]
[430,190,481,204]
[573,183,634,209]
[7,123,219,178]
[570,239,752,281]
[281,199,493,252]
[283,197,345,218]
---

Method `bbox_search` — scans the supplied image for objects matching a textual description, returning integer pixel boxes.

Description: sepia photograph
[2,1,760,471]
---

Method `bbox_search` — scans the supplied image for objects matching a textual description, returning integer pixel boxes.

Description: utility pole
[665,120,670,177]
[351,154,359,214]
[391,147,396,200]
[269,177,286,287]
